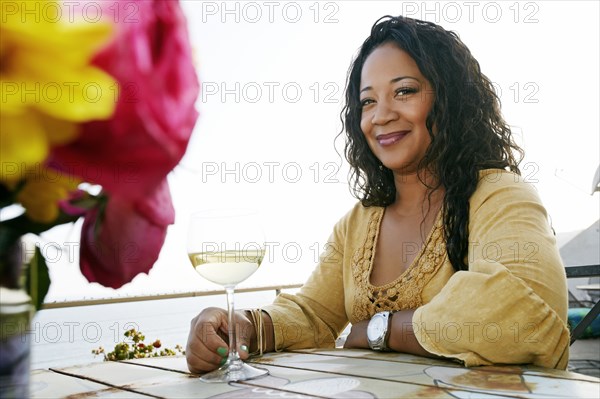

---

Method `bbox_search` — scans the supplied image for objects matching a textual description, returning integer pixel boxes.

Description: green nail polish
[219,357,227,367]
[216,347,227,357]
[240,344,248,352]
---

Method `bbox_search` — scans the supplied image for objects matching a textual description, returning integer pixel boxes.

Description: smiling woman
[9,1,595,379]
[358,44,435,175]
[185,14,572,377]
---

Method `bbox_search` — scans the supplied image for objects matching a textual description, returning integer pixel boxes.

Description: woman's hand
[343,319,370,349]
[185,307,255,374]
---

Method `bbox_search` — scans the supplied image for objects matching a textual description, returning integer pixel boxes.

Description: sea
[29,290,290,370]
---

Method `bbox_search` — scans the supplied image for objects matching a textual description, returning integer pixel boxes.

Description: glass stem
[225,286,240,363]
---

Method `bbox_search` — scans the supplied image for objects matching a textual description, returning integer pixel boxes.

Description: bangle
[247,308,264,357]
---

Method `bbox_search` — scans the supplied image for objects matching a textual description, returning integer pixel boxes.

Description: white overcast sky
[43,1,599,301]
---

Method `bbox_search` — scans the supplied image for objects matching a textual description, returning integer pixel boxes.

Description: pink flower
[51,0,199,200]
[47,0,199,288]
[79,179,174,289]
[0,1,199,302]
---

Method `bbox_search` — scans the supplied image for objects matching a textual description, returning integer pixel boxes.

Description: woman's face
[359,43,435,174]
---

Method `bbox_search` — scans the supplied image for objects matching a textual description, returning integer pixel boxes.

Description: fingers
[185,308,257,373]
[236,311,255,360]
[186,307,229,373]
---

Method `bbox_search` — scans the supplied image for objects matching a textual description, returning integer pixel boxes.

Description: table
[31,349,599,398]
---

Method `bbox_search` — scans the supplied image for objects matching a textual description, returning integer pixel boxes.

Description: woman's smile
[376,130,410,146]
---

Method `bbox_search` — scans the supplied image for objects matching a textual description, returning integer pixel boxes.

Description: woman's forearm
[388,310,437,358]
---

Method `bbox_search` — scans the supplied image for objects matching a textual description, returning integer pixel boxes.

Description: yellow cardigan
[263,169,570,369]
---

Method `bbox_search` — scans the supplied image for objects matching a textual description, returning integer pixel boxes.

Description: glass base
[201,359,269,383]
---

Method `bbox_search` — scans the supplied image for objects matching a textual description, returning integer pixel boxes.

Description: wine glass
[187,209,269,383]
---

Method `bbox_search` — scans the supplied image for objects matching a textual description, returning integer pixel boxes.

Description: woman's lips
[376,131,409,146]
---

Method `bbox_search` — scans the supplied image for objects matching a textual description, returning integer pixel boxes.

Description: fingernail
[219,358,227,367]
[216,347,227,357]
[240,344,248,353]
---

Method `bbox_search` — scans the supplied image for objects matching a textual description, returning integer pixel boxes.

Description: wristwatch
[367,311,393,351]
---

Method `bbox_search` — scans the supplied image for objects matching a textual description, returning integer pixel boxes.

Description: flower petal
[79,180,174,288]
[0,114,49,183]
[50,0,199,199]
[1,0,117,184]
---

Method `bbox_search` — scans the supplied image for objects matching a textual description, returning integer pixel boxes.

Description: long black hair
[342,16,523,271]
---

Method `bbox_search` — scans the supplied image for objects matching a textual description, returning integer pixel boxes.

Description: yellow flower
[0,0,117,183]
[16,168,80,224]
[1,113,78,189]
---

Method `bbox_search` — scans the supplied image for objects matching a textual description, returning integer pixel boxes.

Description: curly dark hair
[342,15,524,271]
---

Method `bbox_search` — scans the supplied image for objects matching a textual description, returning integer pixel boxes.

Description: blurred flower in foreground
[51,0,199,200]
[15,169,80,224]
[0,0,199,302]
[0,0,116,184]
[80,180,175,288]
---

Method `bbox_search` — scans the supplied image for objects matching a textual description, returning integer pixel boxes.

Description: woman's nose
[371,100,399,125]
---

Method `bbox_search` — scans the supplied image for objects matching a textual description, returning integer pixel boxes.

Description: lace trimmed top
[351,207,447,321]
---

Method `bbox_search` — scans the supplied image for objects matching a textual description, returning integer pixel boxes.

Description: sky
[40,0,599,301]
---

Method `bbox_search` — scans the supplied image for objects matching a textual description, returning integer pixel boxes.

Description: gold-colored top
[263,169,570,369]
[351,208,446,319]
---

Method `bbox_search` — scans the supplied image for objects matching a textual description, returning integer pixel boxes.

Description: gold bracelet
[246,309,264,357]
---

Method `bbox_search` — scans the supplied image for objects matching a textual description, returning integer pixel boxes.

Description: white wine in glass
[187,209,269,383]
[189,249,265,287]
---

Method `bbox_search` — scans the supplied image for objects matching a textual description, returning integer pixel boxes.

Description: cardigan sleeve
[413,170,570,369]
[262,212,350,350]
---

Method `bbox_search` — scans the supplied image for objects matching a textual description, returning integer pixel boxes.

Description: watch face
[367,314,386,341]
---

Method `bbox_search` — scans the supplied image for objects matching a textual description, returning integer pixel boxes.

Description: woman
[186,15,570,373]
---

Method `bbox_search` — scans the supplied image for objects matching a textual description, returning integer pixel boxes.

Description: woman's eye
[360,98,374,107]
[395,87,417,96]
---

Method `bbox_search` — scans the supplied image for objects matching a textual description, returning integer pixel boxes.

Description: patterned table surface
[32,348,600,398]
